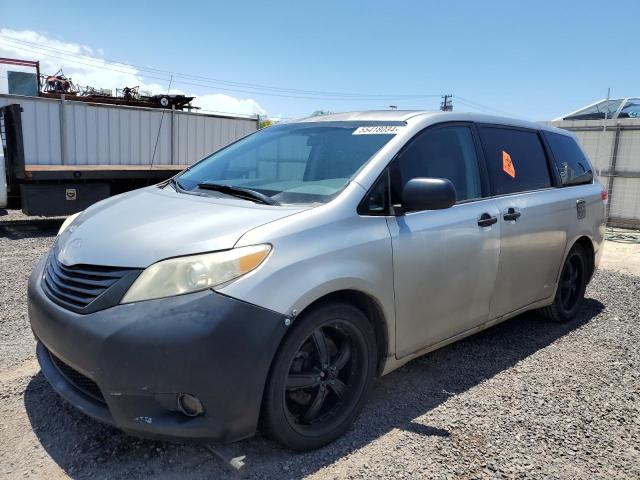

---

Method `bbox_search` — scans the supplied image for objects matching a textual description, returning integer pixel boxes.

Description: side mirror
[563,169,593,186]
[401,177,457,213]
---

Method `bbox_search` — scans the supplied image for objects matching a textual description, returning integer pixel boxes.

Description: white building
[552,98,640,228]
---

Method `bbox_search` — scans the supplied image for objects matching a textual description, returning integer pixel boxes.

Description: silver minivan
[28,111,606,451]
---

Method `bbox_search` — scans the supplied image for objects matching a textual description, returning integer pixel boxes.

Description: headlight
[58,212,81,235]
[121,244,271,303]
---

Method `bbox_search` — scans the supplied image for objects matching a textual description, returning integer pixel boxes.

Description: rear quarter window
[478,126,551,195]
[543,131,593,186]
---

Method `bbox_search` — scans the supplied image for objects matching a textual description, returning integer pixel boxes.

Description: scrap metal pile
[39,70,195,110]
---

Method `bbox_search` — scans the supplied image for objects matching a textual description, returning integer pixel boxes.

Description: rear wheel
[540,244,588,322]
[262,302,377,451]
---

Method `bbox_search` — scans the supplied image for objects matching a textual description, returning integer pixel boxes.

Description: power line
[1,35,524,119]
[8,42,433,101]
[455,96,523,118]
[0,35,442,101]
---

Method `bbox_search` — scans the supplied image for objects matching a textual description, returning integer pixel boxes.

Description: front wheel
[261,302,377,451]
[540,244,588,322]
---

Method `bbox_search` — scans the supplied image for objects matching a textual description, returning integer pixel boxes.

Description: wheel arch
[258,288,390,436]
[548,234,596,304]
[296,289,389,376]
[572,235,596,282]
[265,287,390,383]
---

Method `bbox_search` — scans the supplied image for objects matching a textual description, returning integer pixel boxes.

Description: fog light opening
[177,393,204,417]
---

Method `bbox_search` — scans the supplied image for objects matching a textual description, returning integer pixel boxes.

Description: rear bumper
[28,254,287,442]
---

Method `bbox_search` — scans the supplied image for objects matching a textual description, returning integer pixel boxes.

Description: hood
[55,186,308,268]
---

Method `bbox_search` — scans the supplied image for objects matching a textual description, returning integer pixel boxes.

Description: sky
[1,0,638,121]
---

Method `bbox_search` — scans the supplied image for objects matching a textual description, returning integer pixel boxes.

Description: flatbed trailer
[24,164,189,179]
[0,94,259,215]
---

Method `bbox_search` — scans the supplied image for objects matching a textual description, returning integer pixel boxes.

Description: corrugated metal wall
[553,117,640,227]
[0,93,258,166]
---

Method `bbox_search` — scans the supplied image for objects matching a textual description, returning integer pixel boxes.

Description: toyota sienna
[28,111,606,451]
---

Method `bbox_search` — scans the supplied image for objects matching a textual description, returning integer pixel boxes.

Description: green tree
[259,119,274,129]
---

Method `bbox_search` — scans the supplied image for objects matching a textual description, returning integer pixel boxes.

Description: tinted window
[360,174,388,214]
[544,132,592,186]
[478,127,551,195]
[390,126,482,203]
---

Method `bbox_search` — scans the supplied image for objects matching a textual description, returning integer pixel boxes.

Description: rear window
[478,126,551,195]
[543,132,593,186]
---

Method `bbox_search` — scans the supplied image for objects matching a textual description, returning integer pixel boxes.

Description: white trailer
[0,93,259,215]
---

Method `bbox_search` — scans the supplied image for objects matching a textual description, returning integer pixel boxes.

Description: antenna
[147,74,174,185]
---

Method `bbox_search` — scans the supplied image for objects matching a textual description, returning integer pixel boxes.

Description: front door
[388,124,502,358]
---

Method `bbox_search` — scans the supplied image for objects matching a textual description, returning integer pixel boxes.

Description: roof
[294,110,430,122]
[557,97,640,121]
[289,110,566,135]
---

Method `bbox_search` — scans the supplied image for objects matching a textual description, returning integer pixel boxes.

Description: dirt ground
[599,231,640,276]
[1,218,639,479]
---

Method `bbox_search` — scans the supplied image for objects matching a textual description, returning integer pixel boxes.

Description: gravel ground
[0,208,66,224]
[0,215,639,479]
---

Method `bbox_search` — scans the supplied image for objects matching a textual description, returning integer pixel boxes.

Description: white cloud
[195,93,266,116]
[0,29,267,117]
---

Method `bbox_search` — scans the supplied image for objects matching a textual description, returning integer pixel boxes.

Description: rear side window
[544,132,593,186]
[390,125,482,203]
[478,126,551,195]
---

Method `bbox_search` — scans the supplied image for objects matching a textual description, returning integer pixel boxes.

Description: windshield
[177,121,401,205]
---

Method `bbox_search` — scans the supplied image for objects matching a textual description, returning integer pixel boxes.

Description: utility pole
[440,94,453,111]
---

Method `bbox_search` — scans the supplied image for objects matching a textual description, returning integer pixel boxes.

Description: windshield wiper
[167,177,208,197]
[197,182,279,205]
[167,177,185,192]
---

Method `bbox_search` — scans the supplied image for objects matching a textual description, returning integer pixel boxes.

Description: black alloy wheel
[285,323,357,427]
[540,244,588,322]
[559,250,584,311]
[262,302,377,451]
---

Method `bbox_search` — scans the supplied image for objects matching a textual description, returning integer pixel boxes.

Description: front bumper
[28,254,287,442]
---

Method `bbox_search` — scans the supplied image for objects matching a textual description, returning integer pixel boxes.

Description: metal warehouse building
[0,93,258,168]
[0,93,258,215]
[552,98,640,228]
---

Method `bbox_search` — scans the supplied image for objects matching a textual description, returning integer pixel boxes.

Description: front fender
[219,213,396,357]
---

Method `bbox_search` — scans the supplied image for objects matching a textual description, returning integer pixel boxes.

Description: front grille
[42,255,134,311]
[49,350,105,403]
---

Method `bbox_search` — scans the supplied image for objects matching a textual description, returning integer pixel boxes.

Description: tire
[261,302,377,451]
[540,244,588,322]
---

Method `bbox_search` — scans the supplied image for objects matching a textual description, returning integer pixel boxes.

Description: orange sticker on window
[502,150,515,178]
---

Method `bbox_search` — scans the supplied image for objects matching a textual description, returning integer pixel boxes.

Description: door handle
[503,207,521,221]
[477,213,498,227]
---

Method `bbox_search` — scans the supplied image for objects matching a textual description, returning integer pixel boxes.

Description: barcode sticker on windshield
[352,126,404,135]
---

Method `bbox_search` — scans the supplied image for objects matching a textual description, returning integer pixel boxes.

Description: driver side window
[390,125,482,204]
